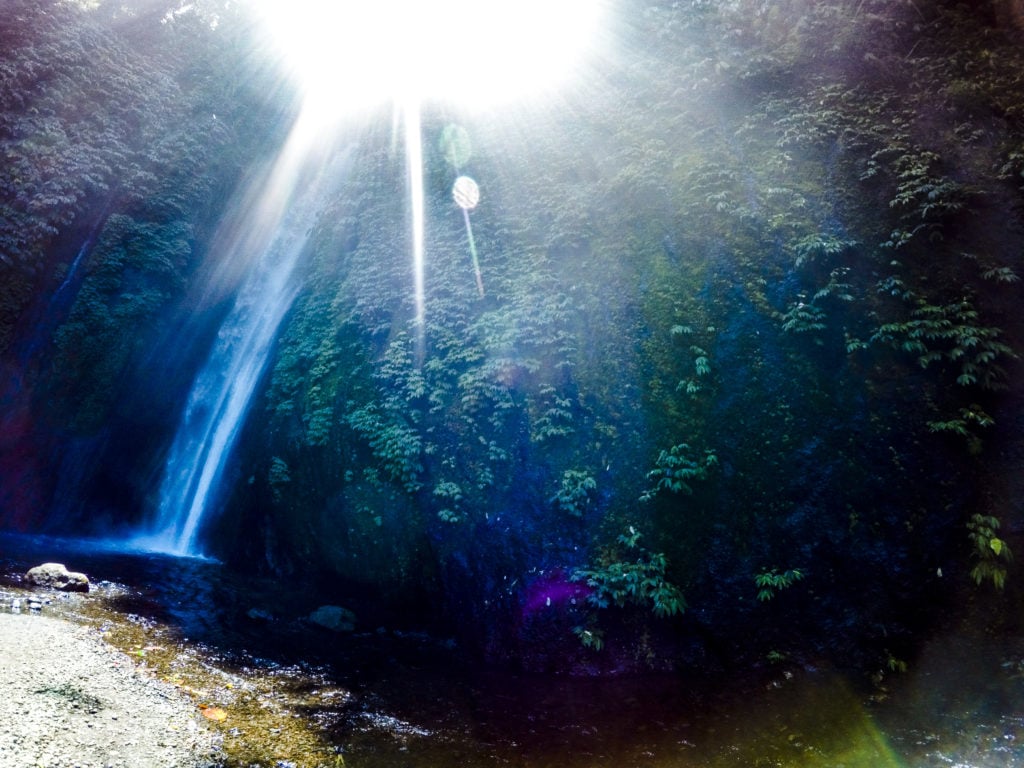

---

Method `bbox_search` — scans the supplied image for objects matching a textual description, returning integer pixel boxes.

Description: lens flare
[452,175,480,211]
[453,176,483,297]
[247,0,609,362]
[249,0,607,116]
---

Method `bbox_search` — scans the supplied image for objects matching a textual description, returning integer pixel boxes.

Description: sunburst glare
[246,0,611,362]
[249,0,608,115]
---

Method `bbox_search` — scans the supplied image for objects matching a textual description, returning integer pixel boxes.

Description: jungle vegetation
[1,0,1023,671]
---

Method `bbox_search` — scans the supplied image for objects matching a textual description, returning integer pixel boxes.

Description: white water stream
[135,116,350,556]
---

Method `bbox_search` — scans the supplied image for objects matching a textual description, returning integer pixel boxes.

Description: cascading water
[134,115,351,557]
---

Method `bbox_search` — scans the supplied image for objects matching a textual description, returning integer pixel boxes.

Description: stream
[1,532,1022,768]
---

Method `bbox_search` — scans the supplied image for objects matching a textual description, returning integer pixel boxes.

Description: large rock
[308,605,356,632]
[25,563,90,593]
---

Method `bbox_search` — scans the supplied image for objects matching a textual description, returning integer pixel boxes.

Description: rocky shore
[0,610,218,768]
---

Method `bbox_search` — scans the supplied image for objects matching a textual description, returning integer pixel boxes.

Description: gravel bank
[0,611,218,768]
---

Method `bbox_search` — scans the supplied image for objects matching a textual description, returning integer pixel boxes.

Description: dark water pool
[2,532,1023,768]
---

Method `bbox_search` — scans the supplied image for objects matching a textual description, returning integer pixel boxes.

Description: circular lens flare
[452,176,480,210]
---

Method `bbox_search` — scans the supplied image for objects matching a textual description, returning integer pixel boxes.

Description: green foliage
[669,324,716,396]
[791,234,857,268]
[52,214,194,430]
[221,0,1024,672]
[779,268,854,336]
[927,405,994,453]
[870,298,1016,391]
[267,456,291,503]
[960,251,1021,285]
[885,652,908,674]
[755,568,805,602]
[0,0,260,352]
[572,623,606,652]
[433,480,464,523]
[551,470,597,517]
[529,384,576,443]
[571,528,686,630]
[967,513,1012,590]
[927,412,987,436]
[980,265,1020,284]
[693,347,712,378]
[640,443,717,502]
[347,404,423,493]
[812,268,855,303]
[779,299,827,335]
[883,150,969,248]
[31,0,1016,656]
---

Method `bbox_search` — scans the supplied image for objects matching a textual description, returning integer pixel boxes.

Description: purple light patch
[521,572,591,618]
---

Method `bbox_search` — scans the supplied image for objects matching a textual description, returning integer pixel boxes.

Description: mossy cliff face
[2,0,1024,672]
[0,0,295,529]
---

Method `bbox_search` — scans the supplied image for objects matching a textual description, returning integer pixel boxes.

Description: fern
[640,444,717,502]
[754,568,805,601]
[571,528,686,629]
[551,470,597,517]
[871,298,1016,391]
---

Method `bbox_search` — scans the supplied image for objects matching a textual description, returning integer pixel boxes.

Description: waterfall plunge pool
[0,532,1022,768]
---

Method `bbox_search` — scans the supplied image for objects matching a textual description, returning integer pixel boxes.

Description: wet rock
[246,607,275,622]
[308,605,356,632]
[25,563,90,593]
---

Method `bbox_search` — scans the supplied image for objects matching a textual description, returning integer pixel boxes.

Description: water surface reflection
[1,532,1021,767]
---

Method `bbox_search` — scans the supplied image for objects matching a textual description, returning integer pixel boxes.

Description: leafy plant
[572,622,606,651]
[346,404,423,493]
[927,405,994,453]
[268,456,291,503]
[433,481,464,523]
[640,444,718,502]
[529,384,576,443]
[692,346,712,378]
[967,513,1012,590]
[791,233,857,268]
[754,568,805,601]
[884,149,969,247]
[885,652,908,674]
[551,470,597,517]
[870,298,1016,390]
[779,298,827,335]
[670,324,715,394]
[779,268,853,336]
[570,527,685,649]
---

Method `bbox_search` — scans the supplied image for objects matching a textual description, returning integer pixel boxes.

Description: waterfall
[135,117,351,557]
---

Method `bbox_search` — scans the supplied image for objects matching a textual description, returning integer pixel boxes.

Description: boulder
[308,605,356,632]
[25,563,90,593]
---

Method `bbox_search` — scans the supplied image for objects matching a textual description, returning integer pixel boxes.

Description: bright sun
[249,0,608,117]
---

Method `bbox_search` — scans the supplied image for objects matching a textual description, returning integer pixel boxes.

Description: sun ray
[245,0,612,362]
[404,97,426,363]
